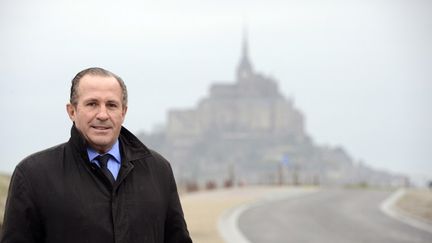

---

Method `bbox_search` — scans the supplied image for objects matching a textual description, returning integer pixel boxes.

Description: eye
[86,102,97,107]
[107,103,118,109]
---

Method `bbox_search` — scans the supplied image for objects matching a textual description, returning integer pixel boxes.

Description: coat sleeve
[150,151,192,243]
[164,163,193,243]
[0,166,44,243]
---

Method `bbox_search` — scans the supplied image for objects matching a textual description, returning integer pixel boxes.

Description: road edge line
[217,188,317,243]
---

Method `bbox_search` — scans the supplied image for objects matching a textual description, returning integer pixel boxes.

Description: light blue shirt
[87,140,121,180]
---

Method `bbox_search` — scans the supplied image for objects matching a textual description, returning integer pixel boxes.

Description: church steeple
[237,27,254,81]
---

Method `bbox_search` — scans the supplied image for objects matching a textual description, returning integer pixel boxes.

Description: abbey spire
[236,27,254,81]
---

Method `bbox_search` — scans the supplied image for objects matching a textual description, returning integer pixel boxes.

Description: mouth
[91,125,112,131]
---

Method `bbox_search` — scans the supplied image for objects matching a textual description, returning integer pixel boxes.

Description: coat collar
[69,125,151,163]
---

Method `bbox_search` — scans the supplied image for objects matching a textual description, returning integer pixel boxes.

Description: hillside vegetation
[0,174,11,226]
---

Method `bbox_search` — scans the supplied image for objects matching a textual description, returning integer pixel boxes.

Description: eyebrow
[83,98,98,103]
[106,100,121,104]
[82,98,121,103]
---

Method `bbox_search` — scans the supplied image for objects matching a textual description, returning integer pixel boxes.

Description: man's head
[67,67,128,153]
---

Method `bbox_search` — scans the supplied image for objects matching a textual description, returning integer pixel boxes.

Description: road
[238,188,432,243]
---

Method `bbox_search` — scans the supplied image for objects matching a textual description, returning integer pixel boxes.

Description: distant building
[139,34,405,188]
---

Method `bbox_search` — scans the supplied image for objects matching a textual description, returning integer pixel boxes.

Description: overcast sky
[1,0,431,185]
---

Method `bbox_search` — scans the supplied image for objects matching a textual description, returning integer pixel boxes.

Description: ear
[66,103,76,122]
[121,105,128,120]
[122,106,127,124]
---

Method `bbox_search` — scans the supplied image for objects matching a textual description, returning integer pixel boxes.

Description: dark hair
[69,67,128,107]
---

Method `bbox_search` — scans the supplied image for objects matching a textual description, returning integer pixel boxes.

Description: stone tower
[237,29,254,81]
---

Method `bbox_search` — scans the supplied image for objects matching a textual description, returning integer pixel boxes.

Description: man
[0,67,192,243]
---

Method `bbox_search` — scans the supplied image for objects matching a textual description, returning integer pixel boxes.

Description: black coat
[0,126,192,243]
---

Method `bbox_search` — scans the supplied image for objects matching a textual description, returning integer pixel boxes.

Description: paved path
[182,186,316,243]
[238,189,432,243]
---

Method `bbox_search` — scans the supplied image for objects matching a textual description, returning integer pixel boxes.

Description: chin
[89,138,114,149]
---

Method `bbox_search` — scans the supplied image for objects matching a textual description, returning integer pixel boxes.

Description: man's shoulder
[137,149,172,172]
[148,149,164,160]
[16,142,68,172]
[148,149,169,165]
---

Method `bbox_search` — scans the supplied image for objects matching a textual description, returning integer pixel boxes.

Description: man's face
[66,74,127,153]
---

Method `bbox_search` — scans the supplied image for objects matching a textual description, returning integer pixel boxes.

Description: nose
[96,105,109,120]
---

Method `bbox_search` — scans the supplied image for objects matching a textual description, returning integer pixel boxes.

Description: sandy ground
[395,188,432,223]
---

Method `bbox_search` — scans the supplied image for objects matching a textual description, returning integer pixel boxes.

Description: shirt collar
[87,139,121,164]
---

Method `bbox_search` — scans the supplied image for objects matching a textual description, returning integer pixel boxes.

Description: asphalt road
[238,188,432,243]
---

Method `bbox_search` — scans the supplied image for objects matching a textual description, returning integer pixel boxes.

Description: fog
[0,0,431,185]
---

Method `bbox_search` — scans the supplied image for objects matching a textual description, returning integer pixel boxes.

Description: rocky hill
[138,36,407,189]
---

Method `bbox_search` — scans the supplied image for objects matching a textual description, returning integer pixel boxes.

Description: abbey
[139,36,405,188]
[167,36,305,144]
